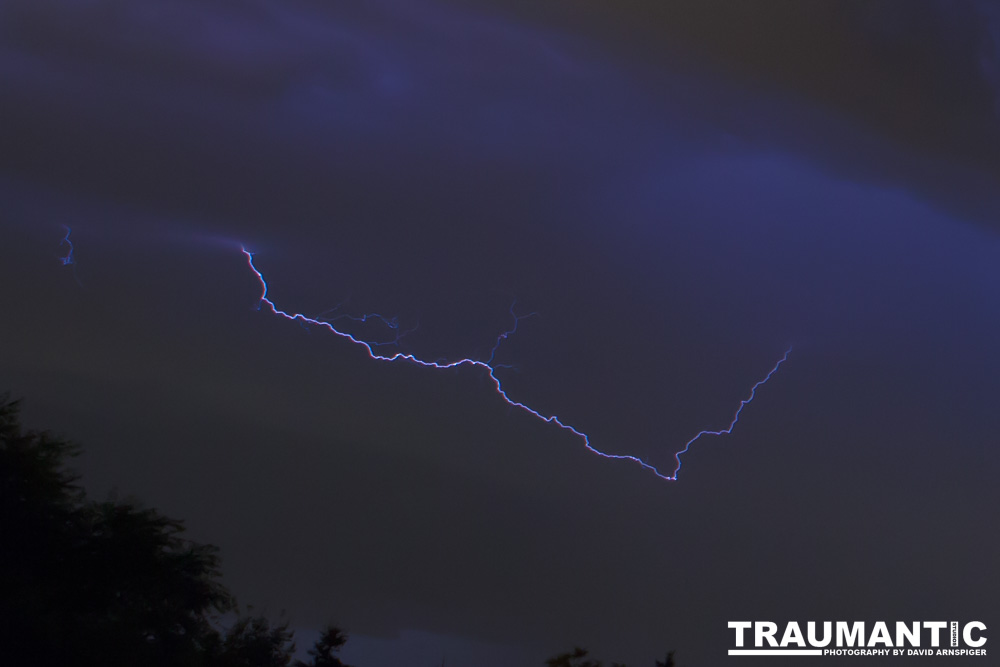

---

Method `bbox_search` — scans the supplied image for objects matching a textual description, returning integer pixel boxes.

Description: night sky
[2,1,999,665]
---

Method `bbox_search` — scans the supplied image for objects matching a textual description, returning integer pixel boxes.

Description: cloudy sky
[2,1,998,665]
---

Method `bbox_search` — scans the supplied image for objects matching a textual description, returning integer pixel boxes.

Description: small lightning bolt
[486,300,536,366]
[58,225,83,287]
[58,225,75,265]
[669,348,791,479]
[242,247,790,481]
[314,302,417,347]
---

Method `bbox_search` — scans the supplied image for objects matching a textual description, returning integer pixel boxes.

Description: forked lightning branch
[728,621,987,657]
[242,246,792,482]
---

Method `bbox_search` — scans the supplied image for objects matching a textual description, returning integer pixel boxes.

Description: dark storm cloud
[474,0,999,154]
[5,0,999,237]
[0,0,619,236]
[465,0,1000,230]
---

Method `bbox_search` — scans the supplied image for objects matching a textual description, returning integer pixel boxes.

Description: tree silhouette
[655,651,675,667]
[546,646,603,667]
[546,646,676,667]
[294,625,353,667]
[0,395,88,665]
[72,500,235,664]
[215,613,297,667]
[0,394,282,667]
[545,646,628,667]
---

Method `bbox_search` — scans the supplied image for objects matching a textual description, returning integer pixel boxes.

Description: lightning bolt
[58,225,75,266]
[58,225,83,287]
[486,301,536,367]
[242,247,791,481]
[669,347,791,480]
